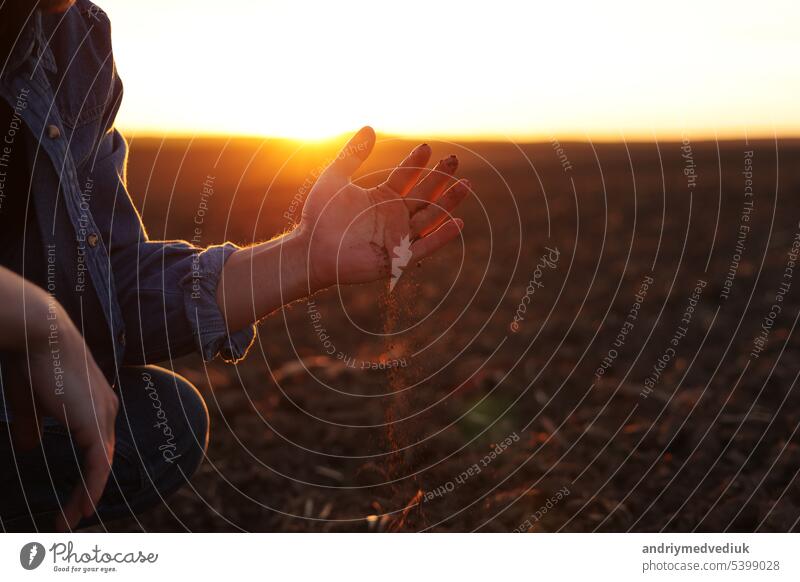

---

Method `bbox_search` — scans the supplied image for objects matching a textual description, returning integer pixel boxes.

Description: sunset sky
[102,0,800,141]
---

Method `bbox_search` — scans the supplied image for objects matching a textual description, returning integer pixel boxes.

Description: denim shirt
[0,1,256,384]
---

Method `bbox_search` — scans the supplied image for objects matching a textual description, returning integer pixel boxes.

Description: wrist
[218,227,320,330]
[277,226,315,296]
[291,225,328,293]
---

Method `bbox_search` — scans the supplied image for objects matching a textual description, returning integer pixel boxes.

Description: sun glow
[102,0,800,141]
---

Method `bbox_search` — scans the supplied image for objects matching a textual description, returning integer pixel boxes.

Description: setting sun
[102,0,800,141]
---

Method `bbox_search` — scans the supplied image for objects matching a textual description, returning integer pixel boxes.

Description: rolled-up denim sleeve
[180,243,257,363]
[87,128,257,365]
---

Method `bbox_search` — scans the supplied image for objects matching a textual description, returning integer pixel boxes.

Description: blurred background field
[104,135,800,532]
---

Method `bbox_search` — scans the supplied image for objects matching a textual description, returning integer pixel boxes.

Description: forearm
[216,228,316,332]
[0,265,54,351]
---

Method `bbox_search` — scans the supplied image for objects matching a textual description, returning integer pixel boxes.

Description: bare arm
[215,228,311,333]
[0,265,118,531]
[217,127,468,332]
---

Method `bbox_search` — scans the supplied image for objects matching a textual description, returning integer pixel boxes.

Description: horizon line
[117,128,800,145]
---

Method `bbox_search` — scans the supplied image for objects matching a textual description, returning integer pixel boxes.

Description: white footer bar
[1,533,798,581]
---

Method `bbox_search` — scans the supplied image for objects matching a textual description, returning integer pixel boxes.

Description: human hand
[298,126,470,290]
[7,300,118,531]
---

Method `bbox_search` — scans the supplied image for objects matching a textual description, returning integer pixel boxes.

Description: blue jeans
[0,366,209,531]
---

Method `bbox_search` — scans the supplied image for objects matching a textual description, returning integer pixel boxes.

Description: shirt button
[87,233,99,247]
[118,331,126,347]
[46,124,61,139]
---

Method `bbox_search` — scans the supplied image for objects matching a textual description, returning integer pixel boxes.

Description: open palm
[299,127,470,289]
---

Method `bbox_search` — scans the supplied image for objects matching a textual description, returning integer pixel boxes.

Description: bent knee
[110,366,210,509]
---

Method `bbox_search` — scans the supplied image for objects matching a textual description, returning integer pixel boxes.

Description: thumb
[324,126,376,179]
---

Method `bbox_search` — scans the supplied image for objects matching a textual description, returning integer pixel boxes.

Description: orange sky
[101,0,800,141]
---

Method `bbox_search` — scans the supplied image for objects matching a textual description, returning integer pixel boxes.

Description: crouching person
[0,0,469,531]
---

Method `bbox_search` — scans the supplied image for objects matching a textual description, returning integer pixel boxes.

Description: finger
[55,481,84,532]
[79,438,114,518]
[5,361,43,451]
[410,179,470,238]
[324,126,376,178]
[56,435,113,531]
[381,143,431,196]
[405,154,458,213]
[410,218,464,263]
